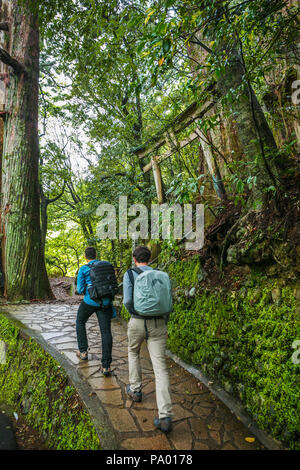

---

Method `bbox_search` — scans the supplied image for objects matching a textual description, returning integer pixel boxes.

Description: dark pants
[76,301,112,368]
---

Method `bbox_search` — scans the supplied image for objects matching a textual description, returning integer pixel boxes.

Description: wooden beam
[134,102,198,158]
[143,131,199,173]
[165,128,178,151]
[135,99,216,159]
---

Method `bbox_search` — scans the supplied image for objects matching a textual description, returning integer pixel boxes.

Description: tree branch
[99,172,126,182]
[47,182,66,204]
[0,47,26,75]
[67,182,81,204]
[187,38,213,55]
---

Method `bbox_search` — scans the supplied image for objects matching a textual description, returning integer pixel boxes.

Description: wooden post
[195,127,227,200]
[151,156,165,204]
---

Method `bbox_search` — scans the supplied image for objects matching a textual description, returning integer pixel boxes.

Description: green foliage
[168,257,202,288]
[0,315,101,450]
[45,226,85,277]
[166,173,206,203]
[165,257,300,449]
[120,304,130,322]
[35,0,300,273]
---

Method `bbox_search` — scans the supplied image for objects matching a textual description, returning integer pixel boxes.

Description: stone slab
[131,409,157,432]
[172,404,194,421]
[169,420,193,450]
[120,436,171,450]
[96,389,123,406]
[88,376,120,390]
[189,417,209,440]
[106,408,138,433]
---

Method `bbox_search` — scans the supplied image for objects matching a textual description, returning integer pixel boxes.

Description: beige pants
[127,317,173,419]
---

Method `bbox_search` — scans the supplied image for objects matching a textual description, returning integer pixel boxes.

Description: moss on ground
[166,256,300,449]
[0,314,101,450]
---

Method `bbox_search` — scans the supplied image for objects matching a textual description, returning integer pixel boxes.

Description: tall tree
[0,0,53,300]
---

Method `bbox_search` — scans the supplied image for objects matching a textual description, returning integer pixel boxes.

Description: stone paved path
[2,303,264,450]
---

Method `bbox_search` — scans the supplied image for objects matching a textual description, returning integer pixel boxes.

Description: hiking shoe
[154,417,173,433]
[102,367,112,377]
[76,350,88,361]
[126,385,142,402]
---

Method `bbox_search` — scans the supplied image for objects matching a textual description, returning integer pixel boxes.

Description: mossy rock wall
[0,315,101,450]
[165,256,300,449]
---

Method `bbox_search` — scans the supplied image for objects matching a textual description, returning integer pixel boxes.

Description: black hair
[133,246,151,263]
[85,247,97,260]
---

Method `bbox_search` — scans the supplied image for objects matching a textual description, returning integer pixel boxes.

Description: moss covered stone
[0,315,101,450]
[166,256,300,449]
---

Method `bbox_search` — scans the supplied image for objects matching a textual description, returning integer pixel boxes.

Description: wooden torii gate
[133,99,227,204]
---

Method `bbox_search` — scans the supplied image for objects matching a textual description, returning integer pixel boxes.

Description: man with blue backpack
[76,247,118,376]
[123,246,173,434]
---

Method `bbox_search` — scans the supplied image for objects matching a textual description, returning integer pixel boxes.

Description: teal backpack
[128,268,173,317]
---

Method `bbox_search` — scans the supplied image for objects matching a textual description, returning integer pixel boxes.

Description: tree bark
[216,43,278,174]
[151,156,165,204]
[40,182,65,252]
[0,0,53,300]
[195,126,227,201]
[187,22,280,205]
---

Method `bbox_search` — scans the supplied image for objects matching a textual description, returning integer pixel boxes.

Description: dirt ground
[0,405,48,450]
[49,277,82,304]
[14,418,48,450]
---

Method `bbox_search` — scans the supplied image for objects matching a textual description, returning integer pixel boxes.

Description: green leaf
[151,74,158,87]
[162,38,171,53]
[145,9,155,25]
[136,42,146,54]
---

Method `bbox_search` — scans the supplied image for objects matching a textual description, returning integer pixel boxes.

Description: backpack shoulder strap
[126,267,142,285]
[132,267,143,275]
[126,268,144,312]
[126,268,134,287]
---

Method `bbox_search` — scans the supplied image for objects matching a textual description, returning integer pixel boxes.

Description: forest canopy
[0,0,299,292]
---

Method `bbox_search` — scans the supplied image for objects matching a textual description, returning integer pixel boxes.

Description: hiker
[76,247,118,376]
[123,246,173,433]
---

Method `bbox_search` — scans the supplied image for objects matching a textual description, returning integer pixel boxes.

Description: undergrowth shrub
[0,315,101,450]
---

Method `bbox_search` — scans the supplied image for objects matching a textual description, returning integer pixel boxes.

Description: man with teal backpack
[123,246,173,433]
